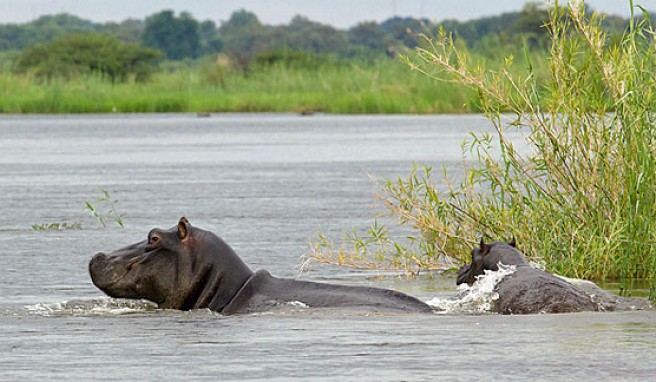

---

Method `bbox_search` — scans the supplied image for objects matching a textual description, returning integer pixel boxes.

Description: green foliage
[218,10,269,68]
[0,57,470,114]
[347,22,398,57]
[32,189,125,231]
[441,2,550,49]
[143,10,200,60]
[0,5,645,69]
[0,14,97,51]
[0,50,18,72]
[198,20,223,56]
[85,190,126,228]
[306,2,656,295]
[253,49,342,70]
[380,17,430,48]
[273,16,349,56]
[16,33,160,82]
[31,221,82,231]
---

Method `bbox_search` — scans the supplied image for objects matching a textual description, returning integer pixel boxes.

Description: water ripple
[24,298,158,317]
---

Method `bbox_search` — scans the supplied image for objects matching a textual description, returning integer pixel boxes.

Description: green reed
[32,189,125,231]
[0,58,473,114]
[85,189,125,228]
[306,1,656,298]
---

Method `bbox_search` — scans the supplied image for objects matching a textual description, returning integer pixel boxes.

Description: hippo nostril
[89,252,109,272]
[93,252,107,260]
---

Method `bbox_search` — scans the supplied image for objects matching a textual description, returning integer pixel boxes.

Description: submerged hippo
[457,239,598,314]
[456,239,650,314]
[89,217,433,315]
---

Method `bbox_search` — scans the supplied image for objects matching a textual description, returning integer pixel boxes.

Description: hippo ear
[509,237,516,247]
[479,237,490,256]
[178,217,191,240]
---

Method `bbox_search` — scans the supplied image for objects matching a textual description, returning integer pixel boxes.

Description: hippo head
[89,217,253,311]
[456,238,528,286]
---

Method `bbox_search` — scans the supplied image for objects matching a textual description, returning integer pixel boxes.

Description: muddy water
[0,114,654,381]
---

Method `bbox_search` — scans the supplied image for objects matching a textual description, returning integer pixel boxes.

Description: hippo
[456,239,603,314]
[456,239,651,314]
[89,217,434,315]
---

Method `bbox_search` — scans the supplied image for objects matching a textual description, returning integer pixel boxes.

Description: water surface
[0,114,654,381]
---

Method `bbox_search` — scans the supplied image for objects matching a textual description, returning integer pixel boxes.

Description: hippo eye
[149,236,160,245]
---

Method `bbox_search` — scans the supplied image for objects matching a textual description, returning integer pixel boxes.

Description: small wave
[25,298,158,317]
[427,264,516,314]
[286,300,310,309]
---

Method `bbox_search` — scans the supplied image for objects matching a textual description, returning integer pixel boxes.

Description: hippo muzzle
[88,239,170,304]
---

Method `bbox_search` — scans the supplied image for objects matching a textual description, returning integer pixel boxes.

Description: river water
[0,114,653,381]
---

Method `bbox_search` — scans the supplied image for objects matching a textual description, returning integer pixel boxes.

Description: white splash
[427,264,517,314]
[528,259,546,270]
[25,298,158,317]
[286,301,310,309]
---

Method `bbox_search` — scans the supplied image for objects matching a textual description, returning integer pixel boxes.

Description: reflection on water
[0,114,655,381]
[597,278,652,298]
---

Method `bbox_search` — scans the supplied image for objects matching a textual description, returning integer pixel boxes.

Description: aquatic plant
[85,189,126,228]
[306,1,656,299]
[31,221,82,231]
[32,189,126,231]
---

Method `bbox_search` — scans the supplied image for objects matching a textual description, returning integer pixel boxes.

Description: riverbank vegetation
[306,1,656,299]
[0,58,473,114]
[0,2,637,114]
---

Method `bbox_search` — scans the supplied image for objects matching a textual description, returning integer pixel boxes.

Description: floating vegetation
[31,221,82,231]
[32,189,126,231]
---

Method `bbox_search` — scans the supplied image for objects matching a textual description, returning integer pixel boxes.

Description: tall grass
[306,1,656,298]
[0,59,473,114]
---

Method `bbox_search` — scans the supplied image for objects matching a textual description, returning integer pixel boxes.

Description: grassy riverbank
[0,59,476,114]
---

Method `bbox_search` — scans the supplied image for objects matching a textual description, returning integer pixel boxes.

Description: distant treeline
[0,2,653,114]
[0,2,640,63]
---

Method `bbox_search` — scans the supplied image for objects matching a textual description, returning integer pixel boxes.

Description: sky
[0,1,653,28]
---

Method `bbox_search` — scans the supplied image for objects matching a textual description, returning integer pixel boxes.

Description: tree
[16,33,160,82]
[219,10,268,67]
[198,20,223,55]
[348,21,395,56]
[381,17,429,48]
[0,14,97,51]
[510,2,550,48]
[269,16,348,55]
[142,10,200,60]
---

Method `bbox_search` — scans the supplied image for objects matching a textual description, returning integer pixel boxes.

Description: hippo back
[222,270,434,315]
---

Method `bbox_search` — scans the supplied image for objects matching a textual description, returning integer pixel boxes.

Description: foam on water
[426,264,516,314]
[23,298,313,318]
[24,298,158,317]
[286,300,310,309]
